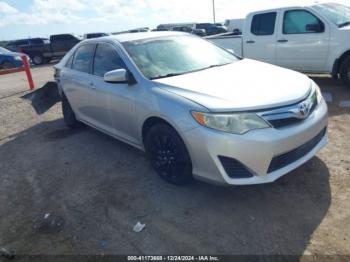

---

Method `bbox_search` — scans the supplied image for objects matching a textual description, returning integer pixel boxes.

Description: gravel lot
[0,66,349,259]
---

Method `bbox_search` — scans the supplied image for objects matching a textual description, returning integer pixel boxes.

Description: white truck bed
[206,33,243,57]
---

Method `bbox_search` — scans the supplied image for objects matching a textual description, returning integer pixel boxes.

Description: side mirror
[104,69,128,83]
[306,23,323,33]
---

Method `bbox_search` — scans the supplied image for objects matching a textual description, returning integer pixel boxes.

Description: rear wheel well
[142,117,174,144]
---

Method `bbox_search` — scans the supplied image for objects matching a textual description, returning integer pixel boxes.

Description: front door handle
[246,40,255,44]
[277,39,288,43]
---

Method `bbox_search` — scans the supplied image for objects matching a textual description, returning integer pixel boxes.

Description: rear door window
[72,44,95,73]
[251,12,277,35]
[93,43,126,77]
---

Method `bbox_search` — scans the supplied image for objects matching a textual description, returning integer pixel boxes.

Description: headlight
[312,80,323,104]
[191,111,270,135]
[14,56,23,61]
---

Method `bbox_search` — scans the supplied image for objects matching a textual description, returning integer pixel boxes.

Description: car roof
[88,31,187,43]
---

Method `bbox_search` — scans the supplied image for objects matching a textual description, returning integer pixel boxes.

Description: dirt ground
[0,66,349,260]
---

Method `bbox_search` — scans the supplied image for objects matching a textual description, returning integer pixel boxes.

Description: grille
[269,118,304,128]
[268,100,318,129]
[219,156,254,178]
[268,128,326,173]
[261,90,319,129]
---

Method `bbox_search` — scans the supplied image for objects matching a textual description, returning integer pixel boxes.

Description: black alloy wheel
[145,124,193,185]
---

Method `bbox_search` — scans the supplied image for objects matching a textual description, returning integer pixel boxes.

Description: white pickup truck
[207,2,350,87]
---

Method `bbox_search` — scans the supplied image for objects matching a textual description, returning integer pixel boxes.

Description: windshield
[122,35,238,79]
[0,47,11,54]
[313,3,350,27]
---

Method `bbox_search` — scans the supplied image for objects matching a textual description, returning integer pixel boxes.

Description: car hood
[153,59,312,112]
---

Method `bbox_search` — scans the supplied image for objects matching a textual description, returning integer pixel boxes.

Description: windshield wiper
[150,63,232,80]
[338,21,350,27]
[150,72,186,80]
[208,62,232,69]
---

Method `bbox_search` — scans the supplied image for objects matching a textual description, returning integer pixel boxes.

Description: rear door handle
[246,40,255,44]
[277,39,288,43]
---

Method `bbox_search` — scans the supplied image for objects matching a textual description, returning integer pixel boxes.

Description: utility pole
[212,0,216,24]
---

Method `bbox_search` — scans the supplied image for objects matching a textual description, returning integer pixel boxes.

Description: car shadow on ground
[0,118,331,257]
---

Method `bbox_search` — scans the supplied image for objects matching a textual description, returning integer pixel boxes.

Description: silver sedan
[54,32,328,185]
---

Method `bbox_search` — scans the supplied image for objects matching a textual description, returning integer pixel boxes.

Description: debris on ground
[0,247,15,259]
[21,82,61,115]
[133,222,146,233]
[32,213,65,234]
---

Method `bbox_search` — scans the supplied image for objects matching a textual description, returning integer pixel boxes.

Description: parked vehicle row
[207,2,350,88]
[2,33,112,66]
[112,28,150,35]
[1,21,228,66]
[5,38,49,52]
[54,32,328,186]
[18,34,81,65]
[156,22,228,36]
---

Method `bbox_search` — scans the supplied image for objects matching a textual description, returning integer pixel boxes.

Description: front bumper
[183,99,328,185]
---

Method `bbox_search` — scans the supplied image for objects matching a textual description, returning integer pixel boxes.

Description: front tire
[62,94,80,129]
[340,56,350,88]
[145,124,193,185]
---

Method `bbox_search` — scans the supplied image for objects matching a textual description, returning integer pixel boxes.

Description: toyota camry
[54,32,328,185]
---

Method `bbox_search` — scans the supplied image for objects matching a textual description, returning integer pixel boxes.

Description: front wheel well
[142,117,174,144]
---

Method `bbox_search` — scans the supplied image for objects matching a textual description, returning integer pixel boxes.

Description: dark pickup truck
[21,34,81,65]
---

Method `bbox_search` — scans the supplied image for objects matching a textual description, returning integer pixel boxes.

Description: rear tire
[32,54,44,65]
[62,94,80,129]
[145,124,193,185]
[340,56,350,88]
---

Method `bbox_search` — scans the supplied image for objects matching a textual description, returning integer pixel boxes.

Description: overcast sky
[0,0,349,40]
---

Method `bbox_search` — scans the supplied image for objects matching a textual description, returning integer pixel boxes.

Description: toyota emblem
[299,102,309,118]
